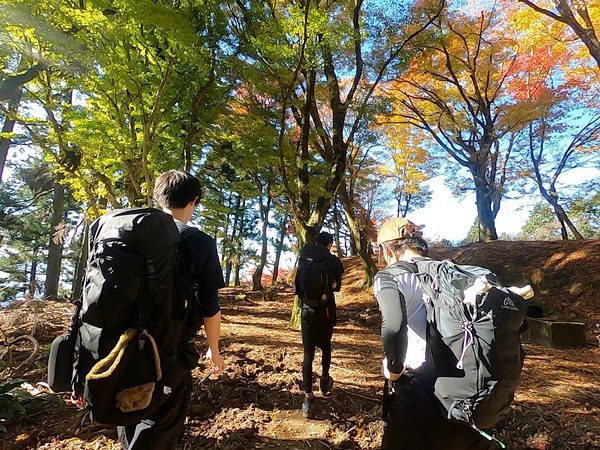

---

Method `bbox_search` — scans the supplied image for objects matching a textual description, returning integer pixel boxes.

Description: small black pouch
[85,327,163,426]
[48,302,81,393]
[48,332,77,392]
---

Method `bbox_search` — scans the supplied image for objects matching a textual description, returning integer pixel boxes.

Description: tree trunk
[234,264,241,287]
[251,194,272,291]
[288,295,302,329]
[28,258,38,297]
[339,186,378,287]
[71,222,89,301]
[0,61,46,101]
[233,197,247,287]
[470,162,499,241]
[0,91,21,183]
[333,200,343,257]
[543,191,584,240]
[271,216,289,286]
[474,189,498,241]
[44,178,65,300]
[224,261,232,286]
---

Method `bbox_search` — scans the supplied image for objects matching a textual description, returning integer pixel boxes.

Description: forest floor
[1,241,600,450]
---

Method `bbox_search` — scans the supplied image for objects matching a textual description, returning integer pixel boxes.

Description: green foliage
[0,377,63,433]
[520,191,600,240]
[569,187,600,238]
[459,218,480,245]
[520,202,564,240]
[0,158,82,302]
[1,0,600,300]
[0,378,27,432]
[428,238,456,248]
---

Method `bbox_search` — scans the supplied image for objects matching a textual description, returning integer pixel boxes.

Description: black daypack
[48,208,199,425]
[295,245,331,308]
[404,259,526,438]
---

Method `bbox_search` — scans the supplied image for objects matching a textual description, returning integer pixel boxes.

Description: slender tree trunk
[28,252,38,297]
[0,92,21,183]
[339,186,378,287]
[251,195,272,291]
[224,261,232,286]
[235,198,247,287]
[333,200,342,257]
[221,194,233,286]
[71,222,89,301]
[44,178,65,299]
[271,216,287,286]
[543,192,584,240]
[234,264,241,287]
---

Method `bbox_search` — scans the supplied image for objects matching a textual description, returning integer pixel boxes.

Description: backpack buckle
[147,260,156,278]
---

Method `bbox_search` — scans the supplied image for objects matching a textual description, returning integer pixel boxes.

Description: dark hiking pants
[301,301,336,393]
[381,373,495,450]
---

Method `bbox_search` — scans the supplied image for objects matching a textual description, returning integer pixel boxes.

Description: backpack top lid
[90,208,180,260]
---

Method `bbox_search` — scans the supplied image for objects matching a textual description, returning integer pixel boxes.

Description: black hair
[380,233,428,260]
[153,170,202,209]
[317,232,334,247]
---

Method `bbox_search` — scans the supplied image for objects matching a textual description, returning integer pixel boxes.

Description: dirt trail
[2,249,600,449]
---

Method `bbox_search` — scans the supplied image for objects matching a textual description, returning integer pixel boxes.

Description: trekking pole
[198,369,213,384]
[470,422,507,449]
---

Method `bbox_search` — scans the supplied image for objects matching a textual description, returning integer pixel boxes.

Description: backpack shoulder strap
[176,222,201,241]
[407,258,444,299]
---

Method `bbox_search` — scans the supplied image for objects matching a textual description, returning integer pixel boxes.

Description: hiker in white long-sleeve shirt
[374,218,494,450]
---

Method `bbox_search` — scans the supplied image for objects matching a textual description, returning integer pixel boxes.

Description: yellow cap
[377,218,423,245]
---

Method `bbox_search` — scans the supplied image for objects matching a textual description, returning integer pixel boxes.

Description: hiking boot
[301,396,315,419]
[320,376,334,395]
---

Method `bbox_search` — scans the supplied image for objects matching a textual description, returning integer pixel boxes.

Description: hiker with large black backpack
[48,170,225,450]
[374,218,530,450]
[294,232,344,419]
[115,170,226,449]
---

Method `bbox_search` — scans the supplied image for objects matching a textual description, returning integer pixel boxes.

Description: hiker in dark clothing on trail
[295,231,344,419]
[374,218,494,450]
[117,170,226,450]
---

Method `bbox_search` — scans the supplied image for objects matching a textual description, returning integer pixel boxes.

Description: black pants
[301,302,336,393]
[381,374,495,450]
[117,373,191,450]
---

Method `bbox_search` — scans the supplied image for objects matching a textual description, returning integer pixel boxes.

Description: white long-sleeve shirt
[374,264,428,371]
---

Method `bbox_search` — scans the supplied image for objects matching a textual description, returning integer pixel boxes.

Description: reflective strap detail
[456,323,474,370]
[117,418,155,449]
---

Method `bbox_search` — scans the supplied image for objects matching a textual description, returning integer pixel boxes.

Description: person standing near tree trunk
[295,232,344,419]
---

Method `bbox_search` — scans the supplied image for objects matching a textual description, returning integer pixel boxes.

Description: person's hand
[382,356,405,381]
[206,347,224,375]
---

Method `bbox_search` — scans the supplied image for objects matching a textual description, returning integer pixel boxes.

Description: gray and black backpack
[400,258,527,444]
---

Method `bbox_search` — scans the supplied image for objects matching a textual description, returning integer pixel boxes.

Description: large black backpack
[48,207,198,425]
[295,245,331,308]
[403,259,527,438]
